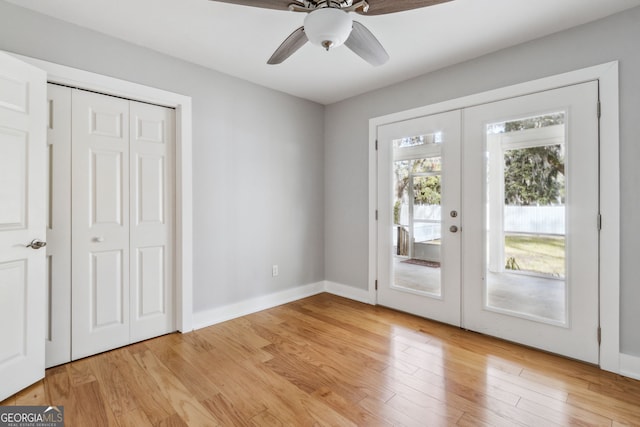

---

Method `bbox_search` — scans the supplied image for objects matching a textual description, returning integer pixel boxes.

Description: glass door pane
[485,113,567,325]
[393,156,442,296]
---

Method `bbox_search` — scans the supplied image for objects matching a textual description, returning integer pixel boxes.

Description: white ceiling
[7,0,640,104]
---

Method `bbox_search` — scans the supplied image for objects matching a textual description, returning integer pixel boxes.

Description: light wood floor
[3,293,640,426]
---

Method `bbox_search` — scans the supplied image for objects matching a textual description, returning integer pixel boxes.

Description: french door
[462,82,599,363]
[377,110,461,325]
[377,82,600,363]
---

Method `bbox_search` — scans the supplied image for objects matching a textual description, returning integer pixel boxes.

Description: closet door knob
[94,237,105,242]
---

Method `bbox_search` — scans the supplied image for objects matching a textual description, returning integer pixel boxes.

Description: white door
[69,90,175,360]
[376,83,599,362]
[45,83,72,367]
[0,52,47,401]
[129,100,175,342]
[462,82,600,363]
[377,110,462,325]
[71,89,131,359]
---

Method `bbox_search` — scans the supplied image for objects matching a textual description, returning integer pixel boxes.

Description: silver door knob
[26,239,47,250]
[94,237,105,242]
[449,225,458,233]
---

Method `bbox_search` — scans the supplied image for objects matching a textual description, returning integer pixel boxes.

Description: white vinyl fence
[504,205,565,235]
[397,204,565,239]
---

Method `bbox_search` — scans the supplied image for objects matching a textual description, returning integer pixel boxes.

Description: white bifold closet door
[47,85,175,363]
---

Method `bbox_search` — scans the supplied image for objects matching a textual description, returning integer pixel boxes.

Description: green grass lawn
[504,234,565,277]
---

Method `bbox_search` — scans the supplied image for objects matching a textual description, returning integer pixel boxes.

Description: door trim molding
[7,52,194,333]
[368,61,620,374]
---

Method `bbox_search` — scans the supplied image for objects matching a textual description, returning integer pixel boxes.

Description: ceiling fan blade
[345,21,389,66]
[267,26,308,64]
[209,0,299,12]
[358,0,453,15]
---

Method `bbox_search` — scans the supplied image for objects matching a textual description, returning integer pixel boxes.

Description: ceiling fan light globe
[304,8,353,50]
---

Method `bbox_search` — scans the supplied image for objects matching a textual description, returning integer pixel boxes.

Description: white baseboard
[619,353,640,381]
[192,281,371,330]
[193,281,324,330]
[324,281,371,304]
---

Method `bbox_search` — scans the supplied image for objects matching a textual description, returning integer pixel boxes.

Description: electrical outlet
[272,265,279,277]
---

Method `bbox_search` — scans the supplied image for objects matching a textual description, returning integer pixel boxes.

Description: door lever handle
[26,239,47,250]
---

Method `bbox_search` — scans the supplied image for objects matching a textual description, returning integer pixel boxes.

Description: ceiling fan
[210,0,453,66]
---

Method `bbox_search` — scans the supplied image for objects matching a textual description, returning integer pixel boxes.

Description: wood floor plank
[359,395,428,427]
[249,313,395,375]
[516,396,612,427]
[251,319,396,402]
[72,379,119,427]
[143,336,223,401]
[88,350,139,418]
[311,386,393,426]
[456,411,518,427]
[132,348,223,426]
[566,390,640,425]
[262,342,368,402]
[13,380,47,406]
[108,345,177,425]
[154,413,190,427]
[3,293,639,426]
[249,410,285,426]
[272,306,414,372]
[66,357,97,386]
[114,408,153,427]
[384,365,542,426]
[240,359,357,427]
[200,393,252,427]
[385,392,465,425]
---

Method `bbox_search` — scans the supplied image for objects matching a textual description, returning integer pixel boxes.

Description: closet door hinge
[375,139,378,150]
[375,210,378,221]
[597,101,601,119]
[375,280,378,290]
[597,326,602,345]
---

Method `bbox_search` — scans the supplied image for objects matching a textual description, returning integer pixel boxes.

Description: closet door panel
[45,84,72,368]
[130,101,174,342]
[72,89,130,360]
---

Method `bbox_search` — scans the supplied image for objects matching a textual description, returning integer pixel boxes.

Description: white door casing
[71,89,131,360]
[45,83,72,367]
[0,51,47,401]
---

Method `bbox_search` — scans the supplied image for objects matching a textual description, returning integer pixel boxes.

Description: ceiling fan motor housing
[303,8,353,50]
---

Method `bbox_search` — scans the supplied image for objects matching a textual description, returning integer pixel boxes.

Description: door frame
[368,61,620,374]
[6,51,194,333]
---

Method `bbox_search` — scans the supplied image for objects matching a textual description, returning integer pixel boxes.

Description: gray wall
[0,1,326,314]
[324,7,640,356]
